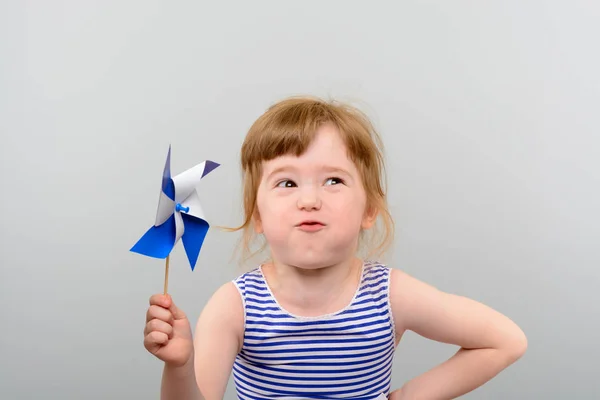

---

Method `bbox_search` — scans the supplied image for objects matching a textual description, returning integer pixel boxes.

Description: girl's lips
[297,221,325,232]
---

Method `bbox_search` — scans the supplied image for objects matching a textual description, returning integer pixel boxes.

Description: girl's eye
[276,180,297,188]
[325,177,344,186]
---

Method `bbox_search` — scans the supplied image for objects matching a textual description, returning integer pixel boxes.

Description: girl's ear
[361,204,378,230]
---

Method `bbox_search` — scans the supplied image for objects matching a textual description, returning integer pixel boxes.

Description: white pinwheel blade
[180,190,205,220]
[172,161,210,204]
[174,210,185,244]
[155,190,175,226]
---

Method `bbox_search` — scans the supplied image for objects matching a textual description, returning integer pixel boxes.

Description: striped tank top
[231,261,397,400]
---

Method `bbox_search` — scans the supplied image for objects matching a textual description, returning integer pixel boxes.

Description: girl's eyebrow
[265,166,298,181]
[265,165,353,181]
[321,166,352,178]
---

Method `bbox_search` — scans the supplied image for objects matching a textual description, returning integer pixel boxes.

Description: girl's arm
[161,282,244,400]
[389,269,527,400]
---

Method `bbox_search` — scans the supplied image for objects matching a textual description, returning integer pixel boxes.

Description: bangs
[241,98,336,169]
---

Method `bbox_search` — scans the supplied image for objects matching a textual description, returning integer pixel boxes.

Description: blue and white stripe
[232,262,396,399]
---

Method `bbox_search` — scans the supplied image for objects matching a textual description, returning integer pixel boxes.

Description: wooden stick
[164,254,170,295]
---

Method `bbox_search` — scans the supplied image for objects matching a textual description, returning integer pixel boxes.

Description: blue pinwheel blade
[180,213,209,271]
[202,160,220,178]
[130,214,177,259]
[162,146,176,201]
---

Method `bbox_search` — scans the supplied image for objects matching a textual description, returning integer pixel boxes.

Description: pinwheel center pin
[176,203,190,213]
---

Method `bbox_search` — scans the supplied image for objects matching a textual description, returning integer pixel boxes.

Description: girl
[143,97,527,400]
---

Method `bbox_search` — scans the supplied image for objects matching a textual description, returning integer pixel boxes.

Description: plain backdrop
[1,1,599,399]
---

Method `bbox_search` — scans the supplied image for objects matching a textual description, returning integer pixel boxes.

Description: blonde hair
[224,95,394,265]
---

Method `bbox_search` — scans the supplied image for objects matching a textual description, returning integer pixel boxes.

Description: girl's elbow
[504,326,528,362]
[515,330,528,358]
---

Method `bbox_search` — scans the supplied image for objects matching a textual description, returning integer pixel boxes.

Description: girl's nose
[297,187,322,210]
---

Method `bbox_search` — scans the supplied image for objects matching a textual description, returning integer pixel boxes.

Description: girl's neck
[261,256,364,317]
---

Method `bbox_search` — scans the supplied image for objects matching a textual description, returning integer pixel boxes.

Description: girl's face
[254,123,376,269]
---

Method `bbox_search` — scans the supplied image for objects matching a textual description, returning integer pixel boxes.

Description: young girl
[143,97,528,400]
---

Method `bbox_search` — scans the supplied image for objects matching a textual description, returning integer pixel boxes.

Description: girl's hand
[143,294,194,367]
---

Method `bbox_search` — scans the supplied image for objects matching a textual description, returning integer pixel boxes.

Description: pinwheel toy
[131,146,219,294]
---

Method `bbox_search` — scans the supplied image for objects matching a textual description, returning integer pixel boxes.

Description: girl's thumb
[166,295,187,320]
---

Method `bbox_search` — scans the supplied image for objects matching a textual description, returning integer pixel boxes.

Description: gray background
[1,1,598,399]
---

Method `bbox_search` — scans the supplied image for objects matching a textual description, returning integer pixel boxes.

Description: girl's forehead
[272,128,350,161]
[257,125,362,178]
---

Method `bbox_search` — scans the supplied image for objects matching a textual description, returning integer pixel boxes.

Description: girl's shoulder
[231,266,262,283]
[231,266,264,297]
[361,259,394,279]
[362,259,392,270]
